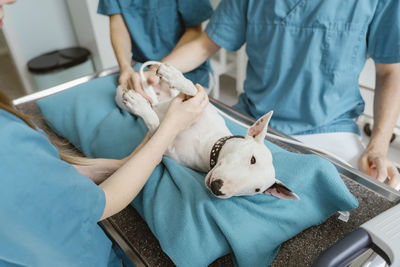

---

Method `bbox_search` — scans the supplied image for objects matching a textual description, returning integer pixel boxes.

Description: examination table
[13,68,400,267]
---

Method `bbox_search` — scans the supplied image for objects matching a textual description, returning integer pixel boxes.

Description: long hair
[0,89,84,165]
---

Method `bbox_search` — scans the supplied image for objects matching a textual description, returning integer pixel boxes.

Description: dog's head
[205,111,299,200]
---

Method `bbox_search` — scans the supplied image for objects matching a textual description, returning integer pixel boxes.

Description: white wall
[2,0,78,93]
[66,0,117,71]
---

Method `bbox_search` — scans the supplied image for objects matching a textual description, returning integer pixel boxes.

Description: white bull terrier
[115,63,299,200]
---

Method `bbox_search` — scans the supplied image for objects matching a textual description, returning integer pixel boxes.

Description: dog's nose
[210,179,224,196]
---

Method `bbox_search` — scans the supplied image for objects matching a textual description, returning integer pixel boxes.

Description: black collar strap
[210,135,244,169]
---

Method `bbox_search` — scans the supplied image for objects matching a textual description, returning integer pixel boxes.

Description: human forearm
[358,63,400,188]
[172,25,202,51]
[110,14,132,71]
[73,158,123,184]
[368,63,400,153]
[98,123,177,220]
[71,135,150,184]
[162,32,220,73]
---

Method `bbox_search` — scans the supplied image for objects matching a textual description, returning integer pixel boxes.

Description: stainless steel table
[13,69,400,267]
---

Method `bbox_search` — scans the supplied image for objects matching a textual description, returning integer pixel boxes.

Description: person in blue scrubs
[144,0,400,189]
[0,2,209,260]
[97,0,214,103]
[0,85,208,265]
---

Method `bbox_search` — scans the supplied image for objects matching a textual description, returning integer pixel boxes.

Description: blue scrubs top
[98,0,214,88]
[206,0,400,135]
[0,110,121,267]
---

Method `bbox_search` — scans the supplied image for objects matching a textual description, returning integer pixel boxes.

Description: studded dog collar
[210,135,244,169]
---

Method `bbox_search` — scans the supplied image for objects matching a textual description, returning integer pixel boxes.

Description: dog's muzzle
[210,179,224,196]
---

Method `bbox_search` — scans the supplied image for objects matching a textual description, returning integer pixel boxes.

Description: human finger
[172,92,186,103]
[387,164,400,190]
[196,87,209,110]
[196,84,209,102]
[195,83,206,95]
[200,91,209,109]
[127,76,136,91]
[373,157,388,182]
[147,72,160,86]
[186,84,207,105]
[118,74,128,87]
[132,72,153,104]
[358,154,370,175]
[198,86,209,109]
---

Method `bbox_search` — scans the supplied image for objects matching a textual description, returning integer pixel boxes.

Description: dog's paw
[123,90,151,116]
[124,90,160,132]
[115,85,129,110]
[157,64,197,96]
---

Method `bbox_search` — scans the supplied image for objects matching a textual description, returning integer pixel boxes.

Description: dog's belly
[156,104,231,172]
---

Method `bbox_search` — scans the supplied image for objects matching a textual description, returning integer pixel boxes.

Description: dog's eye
[251,156,256,165]
[255,188,260,192]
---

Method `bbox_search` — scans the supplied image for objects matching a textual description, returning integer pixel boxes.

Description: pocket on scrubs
[320,23,364,73]
[274,1,366,74]
[254,0,306,24]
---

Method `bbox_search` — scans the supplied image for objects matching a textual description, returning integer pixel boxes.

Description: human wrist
[120,62,133,72]
[365,138,389,155]
[158,118,181,139]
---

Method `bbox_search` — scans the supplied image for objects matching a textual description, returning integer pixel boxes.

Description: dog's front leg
[115,85,129,111]
[123,90,160,135]
[157,64,198,96]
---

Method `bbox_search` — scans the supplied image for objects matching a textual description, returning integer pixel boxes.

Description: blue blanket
[37,74,358,266]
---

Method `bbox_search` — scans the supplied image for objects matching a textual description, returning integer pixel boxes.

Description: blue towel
[37,74,358,266]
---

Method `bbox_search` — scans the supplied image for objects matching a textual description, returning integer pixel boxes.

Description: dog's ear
[246,110,273,143]
[263,179,300,200]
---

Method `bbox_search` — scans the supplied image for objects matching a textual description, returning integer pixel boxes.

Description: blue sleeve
[205,0,247,51]
[0,110,110,266]
[367,0,400,64]
[177,0,214,27]
[98,0,121,15]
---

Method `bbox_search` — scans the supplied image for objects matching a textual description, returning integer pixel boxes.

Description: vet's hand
[359,148,400,190]
[119,66,154,103]
[163,84,209,132]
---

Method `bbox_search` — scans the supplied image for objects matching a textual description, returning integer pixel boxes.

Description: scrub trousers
[291,132,365,168]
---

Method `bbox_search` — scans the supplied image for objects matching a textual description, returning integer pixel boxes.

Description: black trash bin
[28,47,95,91]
